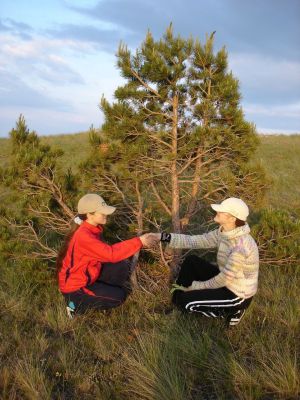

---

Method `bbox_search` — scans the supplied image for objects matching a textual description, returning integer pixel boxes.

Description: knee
[171,290,185,306]
[181,254,199,268]
[113,288,128,306]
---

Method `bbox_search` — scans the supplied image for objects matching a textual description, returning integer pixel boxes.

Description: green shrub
[251,208,300,267]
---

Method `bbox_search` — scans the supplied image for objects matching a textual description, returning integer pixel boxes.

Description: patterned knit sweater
[169,224,259,298]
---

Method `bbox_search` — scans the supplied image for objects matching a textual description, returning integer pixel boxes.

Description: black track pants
[63,259,132,313]
[172,255,252,318]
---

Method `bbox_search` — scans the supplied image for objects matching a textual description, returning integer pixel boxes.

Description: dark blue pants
[63,259,132,313]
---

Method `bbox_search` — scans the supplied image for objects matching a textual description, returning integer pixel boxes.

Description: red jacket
[58,221,142,293]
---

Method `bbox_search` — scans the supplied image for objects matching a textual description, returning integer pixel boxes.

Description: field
[0,133,299,399]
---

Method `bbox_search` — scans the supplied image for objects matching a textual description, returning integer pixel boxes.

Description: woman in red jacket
[57,193,154,317]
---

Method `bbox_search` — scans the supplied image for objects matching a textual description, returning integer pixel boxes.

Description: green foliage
[251,208,300,266]
[3,115,64,185]
[0,115,81,260]
[97,24,267,242]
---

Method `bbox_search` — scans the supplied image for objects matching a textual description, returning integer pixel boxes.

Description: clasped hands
[139,232,161,248]
[139,232,195,293]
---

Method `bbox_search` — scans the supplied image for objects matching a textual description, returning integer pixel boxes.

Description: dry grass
[0,261,299,399]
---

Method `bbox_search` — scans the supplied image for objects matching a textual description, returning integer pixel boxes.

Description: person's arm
[162,229,219,249]
[79,232,143,263]
[187,246,246,290]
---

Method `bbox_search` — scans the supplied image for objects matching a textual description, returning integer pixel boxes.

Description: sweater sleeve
[189,245,246,290]
[79,232,142,263]
[189,271,227,290]
[169,229,219,249]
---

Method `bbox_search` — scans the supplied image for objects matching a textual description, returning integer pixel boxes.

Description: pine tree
[97,25,267,272]
[0,115,79,260]
[251,208,300,267]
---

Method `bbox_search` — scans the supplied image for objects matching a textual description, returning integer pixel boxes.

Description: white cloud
[244,102,300,118]
[229,53,300,98]
[257,127,300,134]
[0,105,99,136]
[1,22,299,136]
[0,32,95,86]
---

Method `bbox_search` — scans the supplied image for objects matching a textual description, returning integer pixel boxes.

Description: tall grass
[0,260,299,399]
[254,134,300,213]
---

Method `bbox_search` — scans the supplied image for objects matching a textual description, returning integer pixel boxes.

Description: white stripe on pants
[185,297,246,312]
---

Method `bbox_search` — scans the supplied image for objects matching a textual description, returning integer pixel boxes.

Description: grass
[0,132,299,399]
[254,134,300,213]
[0,261,299,399]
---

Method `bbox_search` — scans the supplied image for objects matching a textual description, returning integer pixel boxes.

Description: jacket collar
[81,220,103,234]
[219,223,250,240]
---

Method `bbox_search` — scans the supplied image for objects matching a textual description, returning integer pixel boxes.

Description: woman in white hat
[56,193,155,317]
[157,197,259,326]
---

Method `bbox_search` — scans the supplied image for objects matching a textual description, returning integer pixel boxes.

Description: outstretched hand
[139,233,161,248]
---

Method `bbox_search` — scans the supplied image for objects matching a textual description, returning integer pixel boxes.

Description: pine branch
[142,104,171,119]
[130,68,171,104]
[148,133,173,150]
[151,181,172,216]
[23,167,74,218]
[28,205,71,234]
[39,169,74,218]
[6,218,57,260]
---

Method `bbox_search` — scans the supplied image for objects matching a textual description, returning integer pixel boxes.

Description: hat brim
[96,205,116,215]
[211,204,224,212]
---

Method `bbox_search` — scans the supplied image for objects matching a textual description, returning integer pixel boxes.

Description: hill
[1,133,300,211]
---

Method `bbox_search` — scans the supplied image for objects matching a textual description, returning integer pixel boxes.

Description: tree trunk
[181,151,202,232]
[130,181,144,288]
[170,93,182,279]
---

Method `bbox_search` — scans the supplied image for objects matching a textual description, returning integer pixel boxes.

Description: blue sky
[0,0,299,136]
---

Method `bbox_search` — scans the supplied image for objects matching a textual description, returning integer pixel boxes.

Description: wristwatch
[161,232,171,243]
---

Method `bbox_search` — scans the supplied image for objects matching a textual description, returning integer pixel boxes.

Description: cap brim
[99,205,116,215]
[211,204,224,212]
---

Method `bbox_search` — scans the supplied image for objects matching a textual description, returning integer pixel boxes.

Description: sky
[0,0,299,137]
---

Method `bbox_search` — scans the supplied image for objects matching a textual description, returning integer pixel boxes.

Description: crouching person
[56,193,154,317]
[160,198,259,326]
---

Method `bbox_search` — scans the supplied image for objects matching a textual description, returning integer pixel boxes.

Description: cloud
[1,3,299,136]
[70,0,156,35]
[0,32,86,85]
[244,102,300,117]
[68,0,300,60]
[229,53,300,104]
[0,18,33,40]
[244,102,300,131]
[258,128,300,135]
[46,23,134,52]
[0,70,72,110]
[0,106,94,137]
[245,102,300,118]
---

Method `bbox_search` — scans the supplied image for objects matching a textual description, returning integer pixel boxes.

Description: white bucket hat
[78,194,116,215]
[211,197,249,221]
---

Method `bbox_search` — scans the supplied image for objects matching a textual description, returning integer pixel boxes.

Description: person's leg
[226,297,253,326]
[176,255,219,287]
[98,259,132,287]
[64,281,128,314]
[172,286,251,321]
